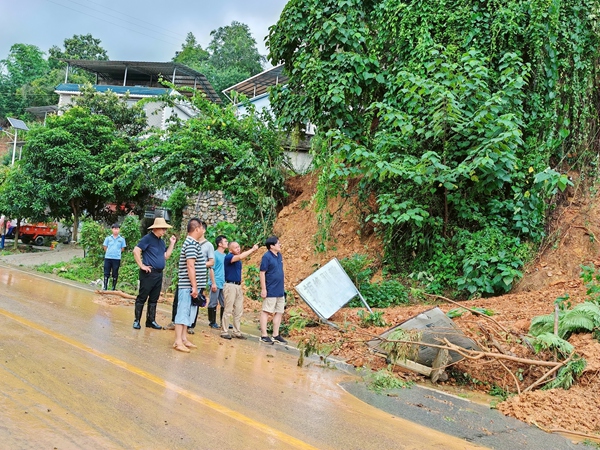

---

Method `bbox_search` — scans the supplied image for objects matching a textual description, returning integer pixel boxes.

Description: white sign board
[295,258,359,320]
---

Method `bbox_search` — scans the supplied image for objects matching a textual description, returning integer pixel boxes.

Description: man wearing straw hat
[132,217,177,330]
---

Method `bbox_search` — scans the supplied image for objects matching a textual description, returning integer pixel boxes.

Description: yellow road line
[0,306,318,450]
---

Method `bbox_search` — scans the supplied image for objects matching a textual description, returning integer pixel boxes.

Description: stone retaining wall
[182,191,237,228]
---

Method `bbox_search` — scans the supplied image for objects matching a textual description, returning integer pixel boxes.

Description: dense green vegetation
[268,0,598,297]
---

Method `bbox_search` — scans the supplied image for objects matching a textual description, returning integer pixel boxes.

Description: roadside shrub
[79,220,105,267]
[119,215,141,250]
[339,253,373,286]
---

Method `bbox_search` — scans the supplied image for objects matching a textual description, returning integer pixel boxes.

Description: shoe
[165,322,176,330]
[229,325,233,329]
[233,334,247,340]
[272,335,288,344]
[221,334,232,340]
[209,323,220,329]
[133,321,141,330]
[174,344,190,353]
[183,341,197,349]
[146,321,163,330]
[187,327,195,335]
[260,336,274,345]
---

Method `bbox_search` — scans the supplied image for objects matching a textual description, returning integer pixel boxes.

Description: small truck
[10,223,58,246]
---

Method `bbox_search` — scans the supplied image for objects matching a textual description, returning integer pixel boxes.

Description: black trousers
[135,270,163,311]
[103,258,121,278]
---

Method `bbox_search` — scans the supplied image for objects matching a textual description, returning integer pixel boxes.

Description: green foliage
[339,253,373,286]
[530,301,600,340]
[79,220,105,267]
[118,215,142,250]
[543,358,586,391]
[123,91,286,245]
[286,308,314,332]
[580,265,600,304]
[489,385,511,401]
[363,368,413,393]
[205,221,244,245]
[447,307,495,319]
[297,334,336,367]
[380,328,421,365]
[268,0,595,297]
[360,280,410,308]
[162,185,189,232]
[357,310,386,328]
[529,332,574,358]
[244,265,261,301]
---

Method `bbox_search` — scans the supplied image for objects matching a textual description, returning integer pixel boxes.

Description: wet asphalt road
[0,263,487,449]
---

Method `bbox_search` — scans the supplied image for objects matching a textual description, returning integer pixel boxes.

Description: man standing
[102,223,126,291]
[173,218,206,352]
[132,217,176,330]
[207,235,227,329]
[221,241,259,340]
[259,236,287,345]
[188,221,214,333]
[167,222,214,334]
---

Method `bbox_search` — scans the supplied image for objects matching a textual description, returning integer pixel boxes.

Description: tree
[0,164,49,249]
[120,91,286,243]
[173,32,209,68]
[208,21,265,75]
[0,44,49,117]
[267,0,595,296]
[49,33,109,69]
[21,107,130,242]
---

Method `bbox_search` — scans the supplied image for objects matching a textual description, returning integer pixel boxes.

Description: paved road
[0,242,83,267]
[0,265,483,449]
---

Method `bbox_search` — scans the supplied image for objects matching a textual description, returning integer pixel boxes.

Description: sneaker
[272,335,288,344]
[209,323,220,329]
[165,322,176,330]
[260,336,274,345]
[233,334,247,340]
[187,328,195,335]
[229,325,233,329]
[221,334,232,340]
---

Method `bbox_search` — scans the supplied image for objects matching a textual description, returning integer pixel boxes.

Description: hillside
[246,173,600,440]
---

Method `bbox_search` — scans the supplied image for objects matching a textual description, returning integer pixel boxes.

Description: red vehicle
[15,223,58,246]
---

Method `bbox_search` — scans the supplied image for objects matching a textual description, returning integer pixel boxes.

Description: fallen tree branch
[423,293,510,334]
[523,353,574,392]
[95,289,136,299]
[498,359,521,395]
[533,422,600,443]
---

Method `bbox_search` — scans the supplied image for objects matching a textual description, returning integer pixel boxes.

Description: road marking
[0,306,319,450]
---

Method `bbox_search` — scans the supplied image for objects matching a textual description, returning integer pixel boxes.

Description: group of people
[105,217,287,352]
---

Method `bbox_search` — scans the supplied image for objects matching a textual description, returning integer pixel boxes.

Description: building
[222,64,314,173]
[55,60,221,129]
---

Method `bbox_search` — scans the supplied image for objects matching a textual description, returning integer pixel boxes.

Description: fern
[530,301,600,339]
[530,333,574,357]
[543,358,586,390]
[529,314,558,337]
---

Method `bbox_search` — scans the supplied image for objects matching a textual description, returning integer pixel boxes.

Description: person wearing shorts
[259,235,286,345]
[173,218,207,353]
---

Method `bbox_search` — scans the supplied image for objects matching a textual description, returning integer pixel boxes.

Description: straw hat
[147,217,172,229]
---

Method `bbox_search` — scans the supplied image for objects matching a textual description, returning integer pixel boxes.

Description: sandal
[183,341,197,349]
[173,343,190,353]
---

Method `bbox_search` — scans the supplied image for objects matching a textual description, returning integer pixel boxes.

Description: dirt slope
[250,173,600,438]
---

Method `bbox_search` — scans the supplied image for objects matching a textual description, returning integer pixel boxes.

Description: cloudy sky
[0,0,289,64]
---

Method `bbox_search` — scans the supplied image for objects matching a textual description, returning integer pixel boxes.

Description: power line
[45,0,182,48]
[61,0,188,41]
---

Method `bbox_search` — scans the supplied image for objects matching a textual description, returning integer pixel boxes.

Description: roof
[222,64,288,100]
[25,105,59,119]
[55,83,171,97]
[63,60,221,103]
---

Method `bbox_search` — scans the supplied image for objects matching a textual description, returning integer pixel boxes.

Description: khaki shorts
[262,296,285,314]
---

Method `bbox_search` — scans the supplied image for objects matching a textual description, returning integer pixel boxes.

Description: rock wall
[182,191,237,228]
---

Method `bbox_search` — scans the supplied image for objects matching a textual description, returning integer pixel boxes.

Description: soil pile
[251,173,600,438]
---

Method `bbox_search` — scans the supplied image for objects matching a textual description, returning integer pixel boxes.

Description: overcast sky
[0,0,289,64]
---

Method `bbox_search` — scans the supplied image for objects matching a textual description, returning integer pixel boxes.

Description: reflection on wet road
[0,265,484,449]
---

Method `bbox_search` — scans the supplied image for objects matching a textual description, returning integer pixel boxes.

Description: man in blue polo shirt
[259,235,287,344]
[132,217,177,330]
[102,223,126,291]
[221,241,259,340]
